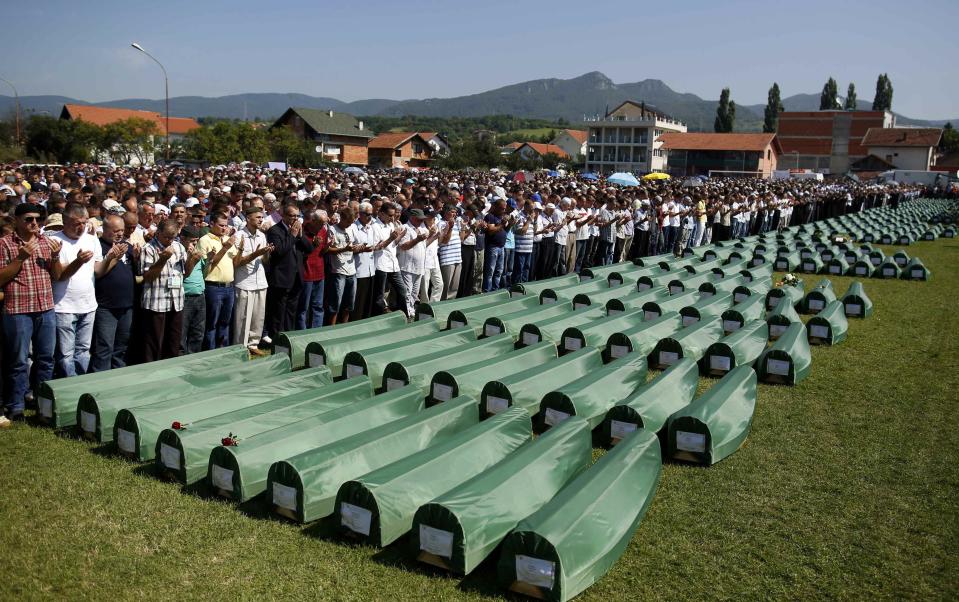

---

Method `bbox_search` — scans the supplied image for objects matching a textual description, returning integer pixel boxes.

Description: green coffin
[429,342,558,406]
[732,277,771,305]
[800,278,837,314]
[114,365,333,461]
[482,301,574,339]
[206,380,415,503]
[766,300,803,341]
[570,282,631,310]
[416,290,510,323]
[410,416,591,575]
[765,281,804,311]
[155,376,376,485]
[75,354,291,443]
[848,258,874,277]
[37,345,250,429]
[798,254,824,274]
[539,278,613,305]
[666,270,714,295]
[605,312,684,360]
[381,334,516,394]
[873,258,901,279]
[807,300,849,346]
[481,349,605,420]
[519,307,606,348]
[496,427,661,602]
[892,249,910,267]
[275,312,408,370]
[267,396,478,523]
[824,256,849,276]
[579,261,639,284]
[756,322,812,385]
[679,292,734,327]
[538,352,648,430]
[901,257,932,281]
[666,364,757,465]
[698,273,746,298]
[510,274,579,296]
[304,319,441,377]
[773,251,800,272]
[604,286,670,316]
[642,289,700,321]
[721,294,766,334]
[446,295,540,331]
[740,263,773,286]
[841,281,874,318]
[334,407,532,547]
[714,258,749,279]
[649,317,724,370]
[636,268,687,292]
[867,249,885,267]
[341,326,477,386]
[701,320,768,377]
[558,309,644,359]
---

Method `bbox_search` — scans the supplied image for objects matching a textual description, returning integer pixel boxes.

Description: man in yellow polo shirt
[197,212,239,349]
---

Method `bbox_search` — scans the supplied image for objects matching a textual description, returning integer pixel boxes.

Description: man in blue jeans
[0,203,65,420]
[481,198,513,292]
[197,213,239,349]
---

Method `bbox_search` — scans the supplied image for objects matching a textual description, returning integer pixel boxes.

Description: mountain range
[1,71,953,131]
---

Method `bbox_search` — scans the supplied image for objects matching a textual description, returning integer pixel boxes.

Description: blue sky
[3,0,958,118]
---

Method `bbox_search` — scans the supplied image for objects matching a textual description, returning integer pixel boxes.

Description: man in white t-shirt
[50,203,123,376]
[397,208,433,317]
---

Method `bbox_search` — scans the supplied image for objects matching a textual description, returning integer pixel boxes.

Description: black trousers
[632,229,650,259]
[373,270,408,313]
[266,280,301,338]
[457,247,476,298]
[536,239,556,280]
[142,309,183,363]
[353,276,374,321]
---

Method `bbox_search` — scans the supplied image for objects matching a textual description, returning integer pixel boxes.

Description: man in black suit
[265,203,313,342]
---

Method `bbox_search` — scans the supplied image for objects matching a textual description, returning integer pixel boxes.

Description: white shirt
[51,231,102,314]
[234,227,269,291]
[350,220,377,278]
[574,208,591,241]
[398,222,427,275]
[372,218,399,273]
[668,202,681,228]
[553,209,568,245]
[328,224,356,276]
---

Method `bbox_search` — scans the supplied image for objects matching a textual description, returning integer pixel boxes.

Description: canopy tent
[114,364,332,461]
[721,294,766,334]
[666,365,757,465]
[381,334,515,394]
[604,312,684,360]
[156,375,381,485]
[510,274,579,297]
[649,317,723,370]
[519,307,606,349]
[756,322,812,385]
[304,319,441,376]
[481,348,605,420]
[600,357,699,445]
[415,290,510,323]
[806,300,849,346]
[607,172,640,187]
[341,326,476,386]
[411,417,591,574]
[482,301,574,340]
[207,380,418,502]
[605,286,670,316]
[901,257,932,281]
[275,312,408,370]
[766,297,803,340]
[76,354,291,443]
[267,397,479,523]
[429,342,557,406]
[840,281,874,318]
[799,278,836,314]
[558,309,644,358]
[334,407,532,547]
[679,292,734,327]
[538,352,648,430]
[496,428,661,601]
[37,345,249,428]
[702,320,769,377]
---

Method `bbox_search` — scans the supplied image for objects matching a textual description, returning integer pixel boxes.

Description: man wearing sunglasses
[0,204,64,421]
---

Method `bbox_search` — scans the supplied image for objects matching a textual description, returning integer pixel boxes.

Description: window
[395,149,402,157]
[767,149,771,160]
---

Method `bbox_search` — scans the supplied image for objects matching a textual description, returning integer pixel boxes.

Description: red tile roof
[518,142,570,159]
[62,104,200,134]
[861,127,942,148]
[368,132,419,149]
[563,129,588,144]
[657,132,782,154]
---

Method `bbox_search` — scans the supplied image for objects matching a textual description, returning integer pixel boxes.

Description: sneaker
[260,335,272,345]
[0,416,11,428]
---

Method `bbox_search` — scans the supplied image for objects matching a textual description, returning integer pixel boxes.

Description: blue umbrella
[343,166,365,174]
[547,170,560,177]
[608,172,640,187]
[580,172,599,181]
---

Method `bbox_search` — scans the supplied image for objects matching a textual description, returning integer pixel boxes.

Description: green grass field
[1,240,957,601]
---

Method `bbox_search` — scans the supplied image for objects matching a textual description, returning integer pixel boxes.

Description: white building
[861,127,943,171]
[584,100,687,174]
[550,129,588,161]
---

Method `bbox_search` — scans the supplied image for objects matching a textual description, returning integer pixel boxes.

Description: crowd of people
[0,162,932,424]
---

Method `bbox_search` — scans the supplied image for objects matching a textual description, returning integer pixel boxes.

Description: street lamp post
[130,42,169,161]
[0,77,21,146]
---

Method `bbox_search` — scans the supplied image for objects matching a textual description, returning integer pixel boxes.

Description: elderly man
[50,202,125,377]
[91,214,134,371]
[265,203,313,340]
[297,209,329,330]
[140,220,199,361]
[233,206,272,354]
[397,208,433,316]
[0,204,64,421]
[325,206,359,325]
[350,201,378,320]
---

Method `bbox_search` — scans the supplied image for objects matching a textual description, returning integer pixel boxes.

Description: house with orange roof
[656,132,783,178]
[514,142,570,161]
[550,129,588,160]
[368,132,436,168]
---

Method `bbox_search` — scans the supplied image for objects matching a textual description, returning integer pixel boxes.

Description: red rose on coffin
[172,421,185,430]
[221,434,238,447]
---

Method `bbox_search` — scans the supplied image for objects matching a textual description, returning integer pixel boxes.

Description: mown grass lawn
[1,239,957,601]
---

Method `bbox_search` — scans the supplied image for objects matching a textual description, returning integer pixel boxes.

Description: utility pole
[131,43,170,161]
[0,77,21,146]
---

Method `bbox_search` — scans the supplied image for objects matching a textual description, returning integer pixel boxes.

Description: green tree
[940,122,959,155]
[103,117,159,165]
[763,83,784,133]
[820,77,841,110]
[25,115,100,163]
[235,123,270,164]
[872,74,893,111]
[844,83,858,110]
[714,88,735,133]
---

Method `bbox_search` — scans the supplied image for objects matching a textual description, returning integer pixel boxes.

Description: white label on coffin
[768,296,781,308]
[486,396,509,414]
[573,303,588,310]
[484,324,502,337]
[677,431,707,453]
[734,293,747,303]
[802,262,814,271]
[543,297,556,305]
[80,410,96,433]
[544,408,571,426]
[609,278,623,286]
[767,358,791,376]
[516,555,556,589]
[386,378,405,392]
[510,291,524,298]
[610,420,638,440]
[744,275,753,282]
[432,383,453,402]
[607,308,623,317]
[769,324,787,337]
[307,352,324,367]
[160,443,181,470]
[700,291,713,298]
[855,267,867,275]
[808,299,824,311]
[883,268,894,276]
[340,502,372,536]
[709,355,731,372]
[417,313,431,322]
[609,344,629,359]
[638,283,651,291]
[212,464,234,491]
[272,482,297,510]
[563,337,582,351]
[846,303,862,316]
[776,261,787,270]
[659,351,679,366]
[521,332,540,346]
[682,315,698,327]
[669,285,683,295]
[911,269,924,279]
[871,258,881,265]
[829,266,840,274]
[273,345,289,359]
[810,324,830,340]
[345,363,365,379]
[644,310,660,321]
[117,428,136,453]
[449,320,465,329]
[419,524,454,558]
[723,319,741,333]
[580,275,593,281]
[38,396,53,418]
